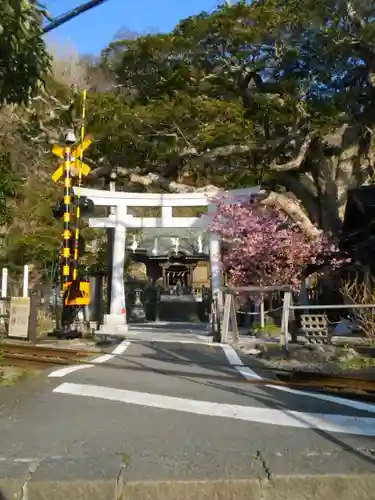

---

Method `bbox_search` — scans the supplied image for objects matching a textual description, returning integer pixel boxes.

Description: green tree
[0,42,90,281]
[0,176,60,277]
[0,151,18,227]
[86,0,375,238]
[0,1,51,106]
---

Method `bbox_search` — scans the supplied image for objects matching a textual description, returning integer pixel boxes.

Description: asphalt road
[1,337,375,485]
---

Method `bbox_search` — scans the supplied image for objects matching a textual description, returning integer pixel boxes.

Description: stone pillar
[208,204,222,341]
[208,204,222,303]
[97,205,128,337]
[105,172,117,313]
[209,232,222,303]
[110,205,127,316]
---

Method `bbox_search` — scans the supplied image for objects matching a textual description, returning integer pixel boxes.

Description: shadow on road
[88,340,375,469]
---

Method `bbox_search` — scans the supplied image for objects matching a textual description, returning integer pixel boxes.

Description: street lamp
[63,129,77,145]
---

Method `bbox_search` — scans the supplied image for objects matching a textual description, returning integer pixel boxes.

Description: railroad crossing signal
[51,137,92,183]
[63,280,90,307]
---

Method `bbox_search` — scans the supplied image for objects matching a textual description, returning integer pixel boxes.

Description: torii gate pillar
[98,205,128,336]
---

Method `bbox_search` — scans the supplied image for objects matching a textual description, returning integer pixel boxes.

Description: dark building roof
[341,185,375,262]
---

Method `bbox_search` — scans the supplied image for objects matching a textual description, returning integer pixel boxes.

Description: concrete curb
[1,474,375,500]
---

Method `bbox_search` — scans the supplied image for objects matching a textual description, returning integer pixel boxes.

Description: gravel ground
[239,342,375,377]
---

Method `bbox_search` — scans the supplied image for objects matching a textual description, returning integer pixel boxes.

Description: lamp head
[64,129,76,145]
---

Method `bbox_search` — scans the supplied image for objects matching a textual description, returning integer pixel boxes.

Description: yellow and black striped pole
[72,88,87,280]
[62,145,72,289]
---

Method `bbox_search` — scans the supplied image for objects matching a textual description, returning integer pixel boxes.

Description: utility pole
[43,0,110,34]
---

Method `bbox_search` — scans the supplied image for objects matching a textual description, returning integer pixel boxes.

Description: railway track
[0,342,97,367]
[242,369,375,400]
[275,369,375,399]
[1,343,374,400]
[275,368,375,388]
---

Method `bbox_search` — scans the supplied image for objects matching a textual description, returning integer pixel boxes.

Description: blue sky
[45,0,221,55]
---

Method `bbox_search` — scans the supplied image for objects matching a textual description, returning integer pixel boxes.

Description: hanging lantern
[130,235,138,253]
[152,237,159,256]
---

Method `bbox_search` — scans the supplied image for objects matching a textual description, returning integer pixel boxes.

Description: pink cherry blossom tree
[210,198,340,290]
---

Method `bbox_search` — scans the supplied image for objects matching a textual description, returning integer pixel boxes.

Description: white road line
[222,345,375,414]
[132,338,228,346]
[111,341,131,355]
[47,363,93,378]
[53,382,375,436]
[221,344,262,380]
[48,340,131,378]
[13,458,39,463]
[148,339,225,346]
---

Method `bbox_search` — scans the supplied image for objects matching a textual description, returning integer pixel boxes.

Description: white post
[197,235,203,253]
[1,268,8,298]
[260,300,265,328]
[208,203,222,339]
[209,232,222,301]
[0,268,7,325]
[162,206,173,220]
[109,176,116,215]
[23,265,29,298]
[208,204,222,303]
[98,205,129,336]
[152,237,159,256]
[110,206,127,317]
[281,291,291,351]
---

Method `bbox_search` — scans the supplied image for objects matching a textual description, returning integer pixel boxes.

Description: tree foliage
[0,151,18,227]
[0,1,51,106]
[0,41,90,280]
[85,0,375,236]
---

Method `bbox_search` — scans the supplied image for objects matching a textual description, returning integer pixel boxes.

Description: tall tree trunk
[274,126,374,235]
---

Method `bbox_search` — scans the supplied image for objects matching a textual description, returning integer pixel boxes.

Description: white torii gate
[75,186,260,337]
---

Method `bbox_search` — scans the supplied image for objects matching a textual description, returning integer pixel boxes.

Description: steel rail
[243,376,375,393]
[2,354,82,366]
[274,369,375,384]
[0,343,96,359]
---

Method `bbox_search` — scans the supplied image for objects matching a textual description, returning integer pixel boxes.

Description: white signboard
[8,297,30,339]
